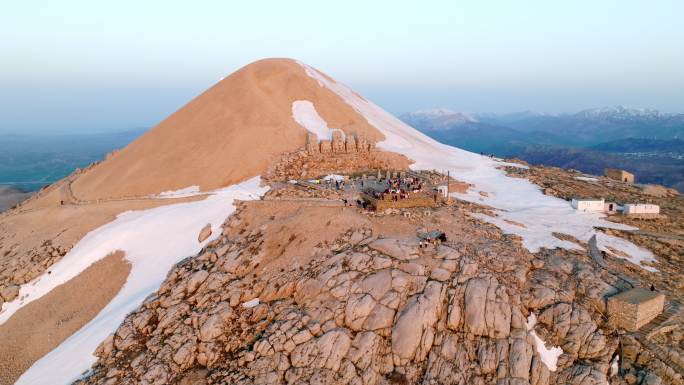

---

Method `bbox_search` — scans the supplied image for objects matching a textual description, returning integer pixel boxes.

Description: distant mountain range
[401,106,684,192]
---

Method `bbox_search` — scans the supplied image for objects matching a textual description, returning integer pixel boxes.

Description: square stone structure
[605,168,635,184]
[607,288,665,331]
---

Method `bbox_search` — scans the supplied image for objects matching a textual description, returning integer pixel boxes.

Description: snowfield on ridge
[7,177,268,385]
[0,59,665,385]
[297,61,656,271]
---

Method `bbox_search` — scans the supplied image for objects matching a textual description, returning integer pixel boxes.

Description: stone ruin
[605,168,635,184]
[607,288,665,332]
[306,131,374,155]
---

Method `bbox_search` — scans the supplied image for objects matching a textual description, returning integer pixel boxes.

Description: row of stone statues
[306,131,374,154]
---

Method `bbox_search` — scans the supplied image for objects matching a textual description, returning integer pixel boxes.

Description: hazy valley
[401,107,684,192]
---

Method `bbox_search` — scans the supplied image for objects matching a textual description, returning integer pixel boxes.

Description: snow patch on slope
[292,100,344,141]
[575,176,598,182]
[158,185,201,198]
[298,62,657,271]
[526,313,563,371]
[9,177,268,385]
[596,232,658,273]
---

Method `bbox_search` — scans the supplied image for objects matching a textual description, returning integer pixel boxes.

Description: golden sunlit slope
[71,58,384,200]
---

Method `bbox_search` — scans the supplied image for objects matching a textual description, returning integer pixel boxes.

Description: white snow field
[158,185,201,198]
[526,313,564,371]
[297,61,658,271]
[6,177,268,385]
[292,100,344,140]
[575,176,599,182]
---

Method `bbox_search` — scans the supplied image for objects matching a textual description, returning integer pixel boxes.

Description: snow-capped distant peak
[575,105,666,120]
[408,108,477,120]
[401,109,479,130]
[411,108,458,116]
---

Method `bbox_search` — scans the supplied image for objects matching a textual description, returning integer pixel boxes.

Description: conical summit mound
[72,58,384,200]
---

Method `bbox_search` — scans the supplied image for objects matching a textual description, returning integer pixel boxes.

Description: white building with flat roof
[571,198,605,212]
[623,204,660,215]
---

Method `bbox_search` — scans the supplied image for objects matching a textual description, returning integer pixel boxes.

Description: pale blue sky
[1,0,683,133]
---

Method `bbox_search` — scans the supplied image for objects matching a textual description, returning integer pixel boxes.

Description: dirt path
[0,252,130,385]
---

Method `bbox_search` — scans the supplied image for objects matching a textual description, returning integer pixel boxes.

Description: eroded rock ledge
[70,192,681,385]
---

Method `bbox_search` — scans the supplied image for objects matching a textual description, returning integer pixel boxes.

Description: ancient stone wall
[266,143,411,182]
[605,168,635,184]
[362,193,436,211]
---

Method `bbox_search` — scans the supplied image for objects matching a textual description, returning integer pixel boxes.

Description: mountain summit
[1,59,681,385]
[71,59,384,201]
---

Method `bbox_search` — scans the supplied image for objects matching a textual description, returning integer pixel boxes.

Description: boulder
[347,331,382,370]
[436,245,460,260]
[430,268,451,281]
[530,355,551,385]
[368,238,418,260]
[446,286,464,331]
[199,314,224,342]
[290,329,351,371]
[557,364,608,385]
[186,270,209,295]
[477,339,498,374]
[463,277,511,338]
[538,303,603,358]
[344,293,376,331]
[459,259,479,281]
[508,337,533,380]
[358,269,392,300]
[527,286,556,310]
[198,302,233,342]
[0,284,20,302]
[391,281,445,364]
[173,341,197,368]
[198,224,212,243]
[157,303,190,332]
[641,372,663,385]
[95,334,115,358]
[141,363,169,385]
[362,303,395,330]
[391,269,427,295]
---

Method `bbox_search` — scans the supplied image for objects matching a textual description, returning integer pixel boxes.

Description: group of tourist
[386,177,423,193]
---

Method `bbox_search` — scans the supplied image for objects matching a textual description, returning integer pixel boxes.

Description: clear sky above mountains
[1,0,683,133]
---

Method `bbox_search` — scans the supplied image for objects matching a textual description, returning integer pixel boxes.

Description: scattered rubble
[0,238,70,306]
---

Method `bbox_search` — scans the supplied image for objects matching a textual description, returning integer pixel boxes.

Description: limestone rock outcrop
[74,199,659,385]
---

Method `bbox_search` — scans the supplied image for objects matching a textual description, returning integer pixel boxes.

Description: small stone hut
[605,168,635,184]
[607,288,665,331]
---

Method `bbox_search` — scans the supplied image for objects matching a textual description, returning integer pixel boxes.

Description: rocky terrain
[0,238,69,308]
[264,148,411,182]
[73,176,683,385]
[1,59,682,385]
[505,164,683,296]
